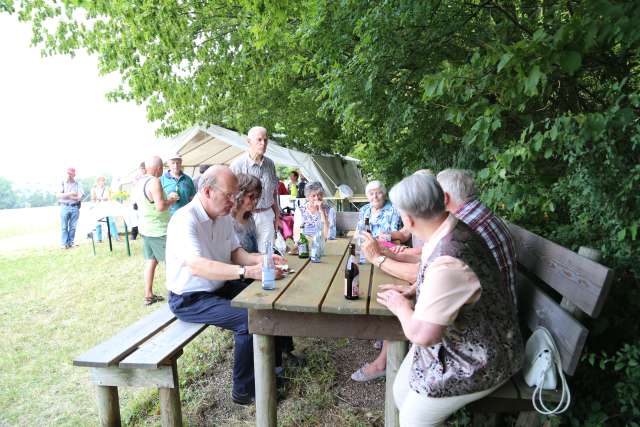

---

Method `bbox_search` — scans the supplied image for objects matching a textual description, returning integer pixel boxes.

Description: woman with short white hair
[376,174,523,426]
[293,181,337,241]
[358,180,403,240]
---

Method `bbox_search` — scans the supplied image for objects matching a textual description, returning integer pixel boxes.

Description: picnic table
[231,237,409,427]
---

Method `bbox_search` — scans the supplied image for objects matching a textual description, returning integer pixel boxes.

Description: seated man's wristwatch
[376,255,387,268]
[237,266,246,280]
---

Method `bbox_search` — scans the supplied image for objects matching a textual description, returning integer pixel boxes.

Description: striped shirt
[59,179,84,205]
[455,198,517,306]
[230,154,278,210]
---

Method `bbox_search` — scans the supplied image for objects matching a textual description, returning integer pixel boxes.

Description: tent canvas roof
[148,125,366,195]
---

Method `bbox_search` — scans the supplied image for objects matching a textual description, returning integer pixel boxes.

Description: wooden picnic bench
[469,223,614,425]
[337,212,615,425]
[73,305,208,427]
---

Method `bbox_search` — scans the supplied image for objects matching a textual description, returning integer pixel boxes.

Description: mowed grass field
[0,207,390,427]
[0,206,166,425]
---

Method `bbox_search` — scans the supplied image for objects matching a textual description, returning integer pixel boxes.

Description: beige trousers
[393,352,502,427]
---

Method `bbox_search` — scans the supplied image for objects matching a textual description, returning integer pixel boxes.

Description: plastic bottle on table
[262,239,276,290]
[310,228,322,263]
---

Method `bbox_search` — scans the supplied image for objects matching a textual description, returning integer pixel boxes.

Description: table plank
[369,266,410,316]
[321,256,372,315]
[231,256,309,310]
[274,239,349,313]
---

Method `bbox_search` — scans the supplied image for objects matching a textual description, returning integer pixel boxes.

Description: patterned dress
[294,203,337,239]
[409,220,523,397]
[232,217,259,254]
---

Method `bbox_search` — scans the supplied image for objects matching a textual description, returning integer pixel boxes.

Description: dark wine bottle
[344,243,360,300]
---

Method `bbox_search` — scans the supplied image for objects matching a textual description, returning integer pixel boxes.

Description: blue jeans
[60,205,80,247]
[95,217,119,241]
[169,282,255,397]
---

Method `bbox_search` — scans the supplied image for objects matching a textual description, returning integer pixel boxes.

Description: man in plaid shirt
[437,169,518,307]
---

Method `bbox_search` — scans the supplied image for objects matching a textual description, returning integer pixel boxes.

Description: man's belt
[253,207,272,213]
[60,202,81,207]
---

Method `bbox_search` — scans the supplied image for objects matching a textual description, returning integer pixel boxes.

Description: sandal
[144,294,165,306]
[351,363,386,382]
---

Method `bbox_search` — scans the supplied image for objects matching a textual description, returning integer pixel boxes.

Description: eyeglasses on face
[213,185,239,201]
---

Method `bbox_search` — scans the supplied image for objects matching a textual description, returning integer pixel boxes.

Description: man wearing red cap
[56,167,85,249]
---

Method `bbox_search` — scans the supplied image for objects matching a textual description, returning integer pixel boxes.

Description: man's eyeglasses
[213,185,239,201]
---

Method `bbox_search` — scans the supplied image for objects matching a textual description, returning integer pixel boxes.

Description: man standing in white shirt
[230,126,279,252]
[165,165,284,405]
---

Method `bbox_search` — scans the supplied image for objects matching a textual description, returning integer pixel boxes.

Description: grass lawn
[0,207,390,426]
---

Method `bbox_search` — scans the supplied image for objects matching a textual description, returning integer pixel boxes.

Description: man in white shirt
[165,165,284,405]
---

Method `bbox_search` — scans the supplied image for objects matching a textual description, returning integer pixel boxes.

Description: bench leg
[254,334,276,427]
[385,340,408,427]
[159,387,182,427]
[515,411,542,427]
[95,385,121,427]
[159,359,182,427]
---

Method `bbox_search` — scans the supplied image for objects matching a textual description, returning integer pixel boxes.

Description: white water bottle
[262,239,276,290]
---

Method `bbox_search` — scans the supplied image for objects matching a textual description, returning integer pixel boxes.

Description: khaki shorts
[142,235,166,261]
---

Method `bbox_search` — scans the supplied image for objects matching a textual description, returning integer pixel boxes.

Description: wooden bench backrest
[508,223,614,375]
[336,211,359,233]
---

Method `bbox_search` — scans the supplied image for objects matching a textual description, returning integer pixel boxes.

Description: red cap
[67,168,76,175]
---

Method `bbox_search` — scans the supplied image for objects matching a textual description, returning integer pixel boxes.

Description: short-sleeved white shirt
[166,196,240,295]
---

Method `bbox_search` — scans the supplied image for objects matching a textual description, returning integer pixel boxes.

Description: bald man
[230,126,279,252]
[165,165,288,405]
[136,156,179,306]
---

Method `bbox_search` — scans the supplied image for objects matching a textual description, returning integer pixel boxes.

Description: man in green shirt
[137,156,179,305]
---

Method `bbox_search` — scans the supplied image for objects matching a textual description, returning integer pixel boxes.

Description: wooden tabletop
[231,238,408,316]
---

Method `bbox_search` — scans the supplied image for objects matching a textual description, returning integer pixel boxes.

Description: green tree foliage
[0,177,57,209]
[4,1,640,422]
[0,177,19,209]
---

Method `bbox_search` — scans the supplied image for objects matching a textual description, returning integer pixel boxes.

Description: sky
[0,14,166,188]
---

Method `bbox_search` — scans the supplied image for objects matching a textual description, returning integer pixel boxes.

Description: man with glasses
[165,165,286,405]
[230,126,279,252]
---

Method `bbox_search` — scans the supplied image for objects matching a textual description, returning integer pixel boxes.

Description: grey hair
[247,126,268,140]
[436,168,477,204]
[365,180,386,195]
[305,181,325,197]
[389,174,445,220]
[413,169,434,176]
[198,164,227,192]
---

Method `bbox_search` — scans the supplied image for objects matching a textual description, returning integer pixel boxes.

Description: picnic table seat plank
[73,305,176,368]
[369,265,411,316]
[120,320,208,369]
[468,378,528,412]
[231,256,309,310]
[508,223,614,317]
[512,372,562,403]
[516,272,588,375]
[274,239,349,313]
[321,257,372,315]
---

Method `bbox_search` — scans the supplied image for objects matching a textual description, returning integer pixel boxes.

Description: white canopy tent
[127,125,366,196]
